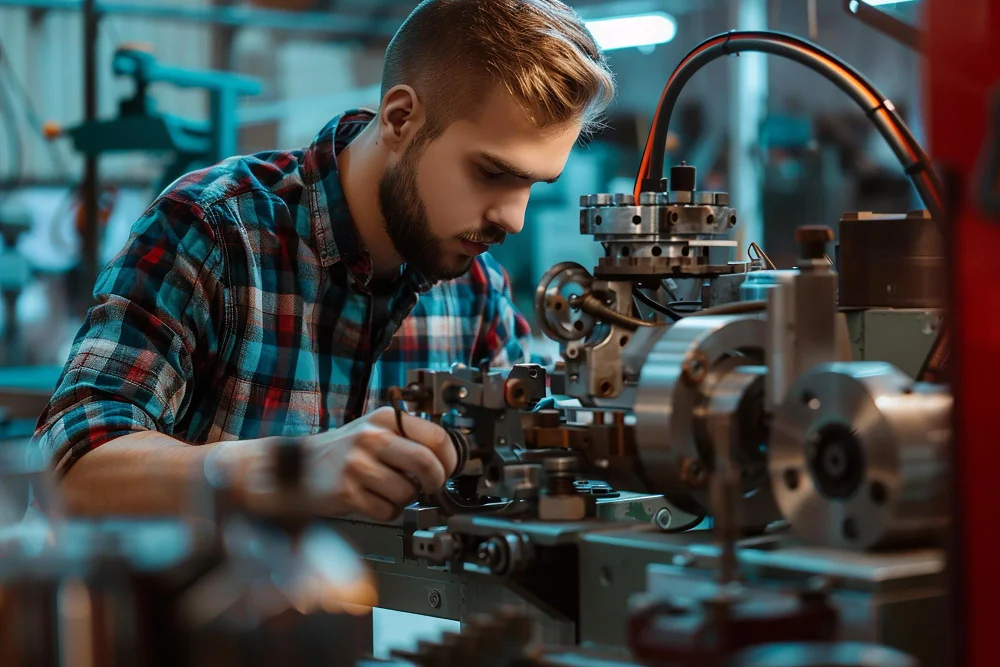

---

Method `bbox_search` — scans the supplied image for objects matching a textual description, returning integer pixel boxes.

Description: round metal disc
[769,362,951,550]
[534,262,595,343]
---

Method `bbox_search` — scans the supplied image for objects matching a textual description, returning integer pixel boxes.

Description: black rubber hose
[632,288,683,322]
[634,30,944,227]
[687,300,766,317]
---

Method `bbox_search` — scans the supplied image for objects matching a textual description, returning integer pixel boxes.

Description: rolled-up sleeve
[32,196,225,476]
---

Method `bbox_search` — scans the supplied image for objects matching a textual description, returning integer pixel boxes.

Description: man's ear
[379,84,426,155]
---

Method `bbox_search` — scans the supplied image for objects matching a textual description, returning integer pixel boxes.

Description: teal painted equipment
[63,47,261,193]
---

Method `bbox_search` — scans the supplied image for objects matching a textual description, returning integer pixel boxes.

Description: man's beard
[377,145,505,283]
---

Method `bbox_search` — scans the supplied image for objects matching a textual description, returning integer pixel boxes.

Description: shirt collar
[302,110,433,294]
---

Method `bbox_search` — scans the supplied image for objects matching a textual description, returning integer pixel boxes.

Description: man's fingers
[370,407,459,476]
[355,490,401,523]
[344,450,418,507]
[366,433,448,494]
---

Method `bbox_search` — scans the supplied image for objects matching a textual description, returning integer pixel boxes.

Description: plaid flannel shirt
[33,110,531,475]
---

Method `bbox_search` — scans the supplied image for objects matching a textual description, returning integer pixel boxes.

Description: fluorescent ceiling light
[861,0,917,6]
[585,12,677,52]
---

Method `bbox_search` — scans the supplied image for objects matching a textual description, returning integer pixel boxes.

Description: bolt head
[427,590,442,609]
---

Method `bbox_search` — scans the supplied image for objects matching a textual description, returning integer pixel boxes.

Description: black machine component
[838,210,945,308]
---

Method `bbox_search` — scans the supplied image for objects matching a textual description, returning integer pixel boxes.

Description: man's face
[377,86,582,282]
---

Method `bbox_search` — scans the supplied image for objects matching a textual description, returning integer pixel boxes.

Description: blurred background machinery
[1,0,996,665]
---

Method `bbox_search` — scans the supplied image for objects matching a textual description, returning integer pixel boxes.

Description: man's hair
[381,0,615,142]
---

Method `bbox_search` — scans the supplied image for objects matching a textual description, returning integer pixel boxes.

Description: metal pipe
[634,31,945,227]
[843,0,923,53]
[571,293,660,331]
[78,0,99,314]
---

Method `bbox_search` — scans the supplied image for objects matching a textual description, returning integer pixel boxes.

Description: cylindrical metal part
[670,162,697,191]
[769,362,951,550]
[634,316,767,518]
[796,225,834,261]
[838,211,944,308]
[543,456,578,496]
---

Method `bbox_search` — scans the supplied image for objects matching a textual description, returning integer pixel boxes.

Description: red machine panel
[927,1,1000,665]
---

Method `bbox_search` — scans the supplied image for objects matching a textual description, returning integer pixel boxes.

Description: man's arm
[35,198,456,520]
[32,196,230,515]
[59,409,456,520]
[59,432,230,516]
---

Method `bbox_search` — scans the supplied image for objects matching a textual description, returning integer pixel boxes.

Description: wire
[633,31,944,227]
[687,300,767,317]
[748,242,777,270]
[572,292,662,330]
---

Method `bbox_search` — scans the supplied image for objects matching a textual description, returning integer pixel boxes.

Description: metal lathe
[0,19,978,667]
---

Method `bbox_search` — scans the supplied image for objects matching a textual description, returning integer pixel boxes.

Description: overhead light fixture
[860,0,917,6]
[585,12,677,52]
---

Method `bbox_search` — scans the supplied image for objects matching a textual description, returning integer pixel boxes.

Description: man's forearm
[59,432,261,517]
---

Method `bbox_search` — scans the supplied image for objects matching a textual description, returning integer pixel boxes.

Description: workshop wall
[0,0,927,366]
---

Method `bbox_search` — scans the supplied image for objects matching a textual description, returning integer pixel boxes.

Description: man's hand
[295,407,457,521]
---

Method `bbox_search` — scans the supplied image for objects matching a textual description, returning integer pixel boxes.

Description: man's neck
[337,121,403,280]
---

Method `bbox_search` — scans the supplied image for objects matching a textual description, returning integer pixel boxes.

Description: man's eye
[479,167,504,180]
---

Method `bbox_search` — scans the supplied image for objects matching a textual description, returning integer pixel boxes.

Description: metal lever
[843,0,923,53]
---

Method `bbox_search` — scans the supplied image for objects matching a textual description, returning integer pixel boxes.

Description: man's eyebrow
[479,151,561,184]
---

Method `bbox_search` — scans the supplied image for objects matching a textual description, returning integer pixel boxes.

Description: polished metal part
[577,190,738,280]
[535,262,596,343]
[769,362,951,550]
[633,315,775,523]
[765,264,845,411]
[561,279,643,401]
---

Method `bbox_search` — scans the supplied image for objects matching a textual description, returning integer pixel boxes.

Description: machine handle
[112,48,261,96]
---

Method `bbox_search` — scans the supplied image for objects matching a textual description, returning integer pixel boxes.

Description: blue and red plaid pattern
[33,110,531,475]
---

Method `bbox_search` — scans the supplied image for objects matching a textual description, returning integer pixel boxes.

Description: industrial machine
[52,45,261,194]
[322,29,950,667]
[0,23,962,667]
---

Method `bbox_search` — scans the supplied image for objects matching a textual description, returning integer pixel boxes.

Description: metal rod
[78,0,99,314]
[842,0,923,53]
[0,0,401,37]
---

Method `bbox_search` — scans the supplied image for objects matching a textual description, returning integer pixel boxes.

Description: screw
[654,507,672,530]
[498,437,507,446]
[428,589,442,609]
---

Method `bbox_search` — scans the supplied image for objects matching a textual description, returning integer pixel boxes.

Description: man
[32,0,614,521]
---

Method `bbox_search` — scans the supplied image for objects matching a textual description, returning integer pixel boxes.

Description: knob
[670,162,697,192]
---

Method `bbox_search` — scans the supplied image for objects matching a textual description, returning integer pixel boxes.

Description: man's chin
[419,255,476,282]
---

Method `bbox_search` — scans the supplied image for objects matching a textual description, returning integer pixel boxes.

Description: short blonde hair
[381,0,615,139]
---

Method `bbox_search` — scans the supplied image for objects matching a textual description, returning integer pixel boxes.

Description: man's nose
[486,195,529,236]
